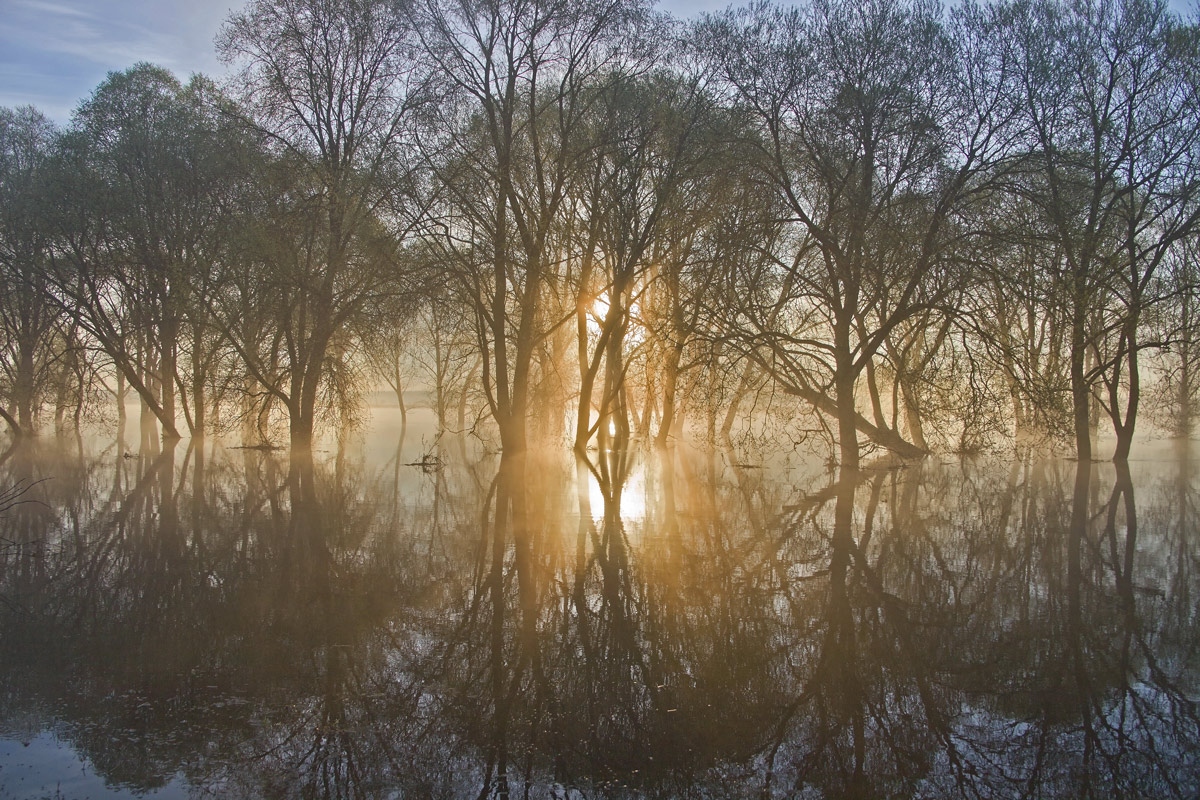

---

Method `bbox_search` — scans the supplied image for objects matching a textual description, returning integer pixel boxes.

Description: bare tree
[45,66,242,441]
[0,106,60,436]
[1007,0,1200,460]
[570,68,720,450]
[1147,237,1200,435]
[416,0,658,455]
[414,0,660,789]
[700,0,1012,468]
[217,0,426,448]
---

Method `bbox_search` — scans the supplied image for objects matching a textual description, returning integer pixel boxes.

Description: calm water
[1,409,1197,799]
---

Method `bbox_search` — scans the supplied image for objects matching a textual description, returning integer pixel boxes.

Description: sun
[595,291,611,319]
[584,460,648,525]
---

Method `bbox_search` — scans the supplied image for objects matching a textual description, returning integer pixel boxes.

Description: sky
[0,0,236,121]
[0,0,730,123]
[0,0,1194,125]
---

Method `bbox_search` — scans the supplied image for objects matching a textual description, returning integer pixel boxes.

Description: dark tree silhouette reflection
[1,432,1198,798]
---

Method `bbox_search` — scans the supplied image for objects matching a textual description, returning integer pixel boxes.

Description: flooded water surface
[1,411,1198,799]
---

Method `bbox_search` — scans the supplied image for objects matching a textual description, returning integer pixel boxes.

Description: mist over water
[1,410,1198,799]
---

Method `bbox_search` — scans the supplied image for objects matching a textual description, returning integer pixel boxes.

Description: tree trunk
[15,341,35,433]
[575,360,598,452]
[394,378,407,428]
[1178,282,1195,436]
[1111,329,1140,462]
[835,366,860,470]
[657,343,682,446]
[834,311,860,469]
[140,392,159,455]
[720,363,758,440]
[293,327,332,449]
[899,377,928,452]
[192,340,206,439]
[116,371,127,424]
[0,406,21,437]
[1179,337,1193,436]
[290,406,315,450]
[109,351,179,440]
[159,303,180,441]
[1070,305,1092,462]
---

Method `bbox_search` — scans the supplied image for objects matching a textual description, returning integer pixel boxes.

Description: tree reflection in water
[1,429,1198,798]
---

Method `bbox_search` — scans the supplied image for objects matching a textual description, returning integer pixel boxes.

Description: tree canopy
[0,0,1196,465]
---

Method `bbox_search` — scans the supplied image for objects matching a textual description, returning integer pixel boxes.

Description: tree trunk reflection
[1,433,1199,797]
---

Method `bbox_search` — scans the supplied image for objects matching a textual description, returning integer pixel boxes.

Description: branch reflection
[0,434,1197,798]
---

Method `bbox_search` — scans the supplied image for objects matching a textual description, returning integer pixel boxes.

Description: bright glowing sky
[0,0,1194,125]
[0,0,731,124]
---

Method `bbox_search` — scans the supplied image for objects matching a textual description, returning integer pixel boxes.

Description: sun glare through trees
[2,0,1200,797]
[0,0,1197,464]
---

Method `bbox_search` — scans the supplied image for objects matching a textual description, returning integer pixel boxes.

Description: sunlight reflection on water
[0,412,1197,799]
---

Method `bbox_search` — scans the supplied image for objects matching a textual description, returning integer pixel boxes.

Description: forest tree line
[1,0,1199,468]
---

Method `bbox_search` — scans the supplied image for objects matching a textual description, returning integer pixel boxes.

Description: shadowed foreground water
[1,414,1198,799]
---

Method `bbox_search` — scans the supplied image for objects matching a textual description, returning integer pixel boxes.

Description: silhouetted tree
[1006,0,1200,460]
[217,0,427,448]
[0,106,59,436]
[45,66,247,441]
[700,0,1011,467]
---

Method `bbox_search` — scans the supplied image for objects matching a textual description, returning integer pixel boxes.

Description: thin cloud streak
[15,0,95,19]
[0,0,236,121]
[0,0,1196,124]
